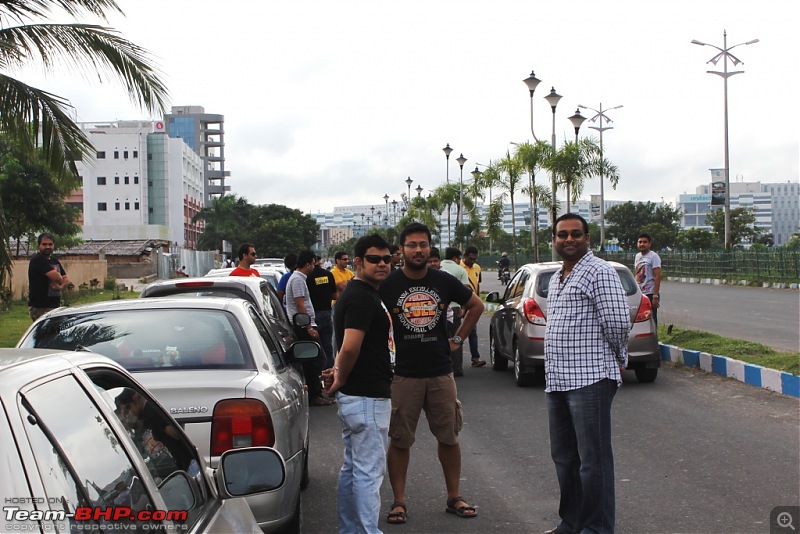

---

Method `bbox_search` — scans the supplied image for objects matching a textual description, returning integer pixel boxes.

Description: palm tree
[493,152,525,269]
[0,0,169,286]
[193,194,250,250]
[546,138,602,212]
[514,140,553,262]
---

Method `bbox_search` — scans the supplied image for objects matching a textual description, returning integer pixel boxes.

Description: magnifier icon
[778,511,796,531]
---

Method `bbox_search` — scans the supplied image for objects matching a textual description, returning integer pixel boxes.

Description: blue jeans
[468,325,481,360]
[316,310,334,368]
[336,393,391,534]
[547,379,617,534]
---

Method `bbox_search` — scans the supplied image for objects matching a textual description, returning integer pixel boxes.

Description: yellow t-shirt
[461,262,481,294]
[331,266,354,302]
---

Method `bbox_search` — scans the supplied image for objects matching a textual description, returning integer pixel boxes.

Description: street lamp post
[566,108,587,212]
[442,143,453,244]
[416,184,423,197]
[456,153,467,228]
[391,199,397,225]
[383,194,389,226]
[405,176,413,208]
[692,30,759,250]
[544,87,562,260]
[578,103,623,250]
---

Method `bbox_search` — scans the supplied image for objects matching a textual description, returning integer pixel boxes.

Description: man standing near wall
[460,245,486,367]
[28,232,70,321]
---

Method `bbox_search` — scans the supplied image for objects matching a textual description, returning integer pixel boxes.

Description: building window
[134,202,140,210]
[133,150,138,158]
[134,176,139,184]
[124,176,130,185]
[115,202,120,210]
[96,151,106,159]
[148,180,153,187]
[123,150,129,159]
[125,202,130,210]
[114,176,120,184]
[148,153,152,160]
[98,202,107,211]
[113,151,119,159]
[148,207,153,214]
[96,176,106,185]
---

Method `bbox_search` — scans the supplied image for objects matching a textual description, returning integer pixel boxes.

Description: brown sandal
[446,496,477,518]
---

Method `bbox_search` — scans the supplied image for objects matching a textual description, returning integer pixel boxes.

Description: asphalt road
[300,318,800,534]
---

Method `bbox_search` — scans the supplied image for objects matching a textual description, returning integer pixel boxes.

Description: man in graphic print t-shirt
[379,222,484,524]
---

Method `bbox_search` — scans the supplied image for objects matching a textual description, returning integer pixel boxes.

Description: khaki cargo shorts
[389,374,463,448]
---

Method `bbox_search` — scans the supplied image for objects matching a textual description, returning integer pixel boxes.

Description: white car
[0,348,287,533]
[18,297,319,532]
[205,267,280,289]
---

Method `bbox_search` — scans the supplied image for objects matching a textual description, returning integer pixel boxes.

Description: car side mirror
[289,340,321,361]
[158,471,198,511]
[486,292,500,303]
[293,312,311,328]
[215,447,286,498]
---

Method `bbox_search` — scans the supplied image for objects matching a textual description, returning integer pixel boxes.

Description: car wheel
[300,439,310,490]
[490,329,508,371]
[277,491,302,534]
[514,343,534,387]
[634,368,658,383]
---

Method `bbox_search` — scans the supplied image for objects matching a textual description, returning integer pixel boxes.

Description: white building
[75,121,205,249]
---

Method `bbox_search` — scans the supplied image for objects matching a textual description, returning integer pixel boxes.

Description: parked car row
[486,261,660,386]
[14,276,320,532]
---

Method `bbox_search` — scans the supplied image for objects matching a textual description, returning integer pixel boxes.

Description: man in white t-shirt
[634,233,662,325]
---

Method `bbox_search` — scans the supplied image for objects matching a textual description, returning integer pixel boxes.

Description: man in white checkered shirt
[544,213,629,534]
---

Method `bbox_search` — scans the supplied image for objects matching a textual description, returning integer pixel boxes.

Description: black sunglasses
[363,254,392,265]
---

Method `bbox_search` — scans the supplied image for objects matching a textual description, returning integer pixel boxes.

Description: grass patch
[659,326,800,375]
[0,290,137,348]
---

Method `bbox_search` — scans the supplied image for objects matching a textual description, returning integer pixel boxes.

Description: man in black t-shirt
[28,232,70,321]
[307,255,337,368]
[379,223,485,524]
[322,234,394,533]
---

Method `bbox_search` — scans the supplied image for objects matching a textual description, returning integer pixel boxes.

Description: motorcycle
[496,261,511,285]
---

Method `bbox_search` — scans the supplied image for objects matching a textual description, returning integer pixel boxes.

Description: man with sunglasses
[229,242,260,277]
[323,234,394,533]
[544,213,629,534]
[379,222,484,524]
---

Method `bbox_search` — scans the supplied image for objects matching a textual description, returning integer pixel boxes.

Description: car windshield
[537,267,638,298]
[20,309,253,371]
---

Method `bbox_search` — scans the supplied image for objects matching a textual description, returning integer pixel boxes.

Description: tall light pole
[391,199,397,225]
[566,108,587,213]
[578,103,623,250]
[544,88,562,260]
[405,176,413,209]
[383,193,390,226]
[456,153,467,227]
[443,143,453,244]
[692,30,759,250]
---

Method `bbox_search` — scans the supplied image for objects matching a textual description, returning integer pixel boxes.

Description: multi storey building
[164,106,229,205]
[75,120,204,248]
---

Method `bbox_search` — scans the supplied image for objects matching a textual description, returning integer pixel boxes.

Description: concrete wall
[108,261,157,280]
[10,259,107,301]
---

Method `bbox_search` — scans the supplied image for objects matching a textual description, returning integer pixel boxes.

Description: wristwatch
[452,335,464,345]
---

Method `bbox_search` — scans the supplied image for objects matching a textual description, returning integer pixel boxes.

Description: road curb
[659,344,799,398]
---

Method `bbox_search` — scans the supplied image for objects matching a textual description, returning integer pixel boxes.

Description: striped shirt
[544,251,630,392]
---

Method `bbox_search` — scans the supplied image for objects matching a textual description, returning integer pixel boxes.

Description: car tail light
[175,281,215,288]
[523,298,546,326]
[634,295,652,323]
[211,399,274,456]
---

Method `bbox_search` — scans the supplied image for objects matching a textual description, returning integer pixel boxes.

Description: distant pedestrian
[287,250,332,407]
[332,251,355,303]
[427,247,442,270]
[28,232,70,321]
[322,233,394,534]
[389,244,402,270]
[308,255,337,368]
[222,255,235,268]
[441,247,471,377]
[229,243,260,277]
[380,222,484,524]
[323,257,333,270]
[544,213,629,534]
[277,253,298,305]
[461,245,486,367]
[635,233,662,326]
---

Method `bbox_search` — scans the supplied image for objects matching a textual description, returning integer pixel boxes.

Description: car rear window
[20,309,253,371]
[536,267,638,297]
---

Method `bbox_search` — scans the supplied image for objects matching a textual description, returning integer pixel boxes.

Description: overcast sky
[20,0,799,214]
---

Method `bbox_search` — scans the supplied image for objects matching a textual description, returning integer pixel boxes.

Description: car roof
[0,348,121,380]
[143,276,268,294]
[520,260,629,272]
[32,296,245,317]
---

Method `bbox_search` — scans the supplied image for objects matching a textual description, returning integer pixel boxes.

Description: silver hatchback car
[0,348,287,533]
[486,261,660,386]
[18,297,319,532]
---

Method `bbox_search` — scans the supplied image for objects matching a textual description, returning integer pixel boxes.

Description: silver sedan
[18,297,319,532]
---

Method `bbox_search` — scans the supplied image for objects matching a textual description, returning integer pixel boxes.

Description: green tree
[676,227,718,251]
[605,201,681,250]
[492,153,525,268]
[249,204,319,256]
[545,138,608,212]
[514,141,553,261]
[0,138,81,256]
[706,207,764,248]
[0,0,168,286]
[192,194,250,251]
